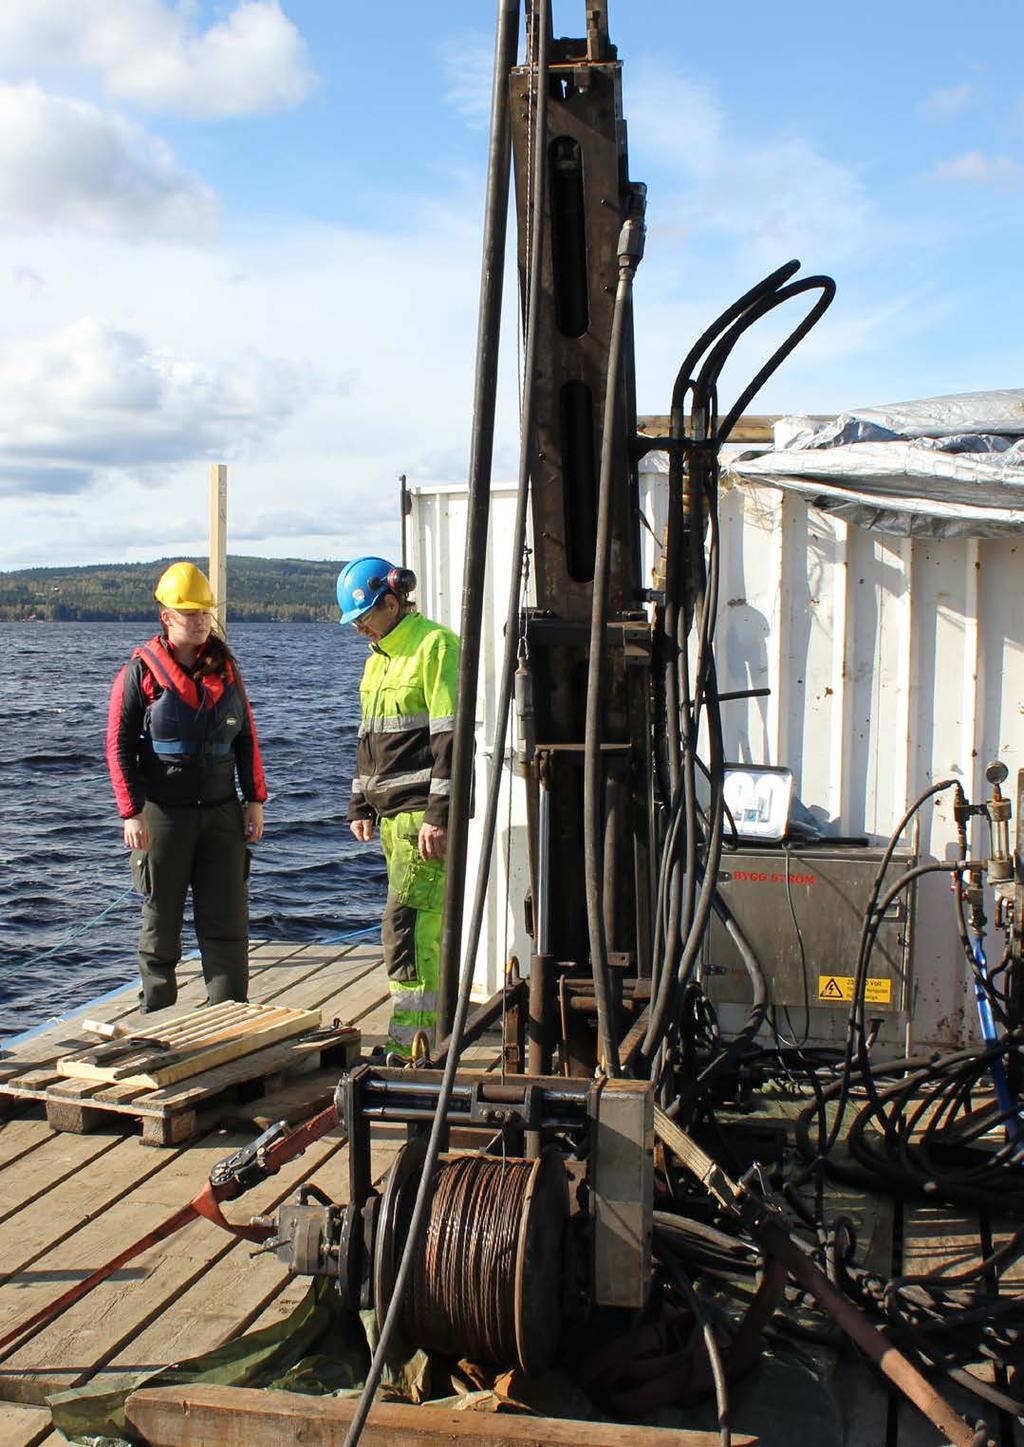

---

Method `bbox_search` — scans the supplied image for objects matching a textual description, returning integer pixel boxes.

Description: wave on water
[13,751,99,769]
[0,621,387,1038]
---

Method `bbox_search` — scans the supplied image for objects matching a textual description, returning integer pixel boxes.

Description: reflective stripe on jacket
[348,611,458,829]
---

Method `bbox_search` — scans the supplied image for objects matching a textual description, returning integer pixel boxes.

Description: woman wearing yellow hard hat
[105,561,268,1012]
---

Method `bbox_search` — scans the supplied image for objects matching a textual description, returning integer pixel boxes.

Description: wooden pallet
[57,1001,322,1089]
[0,1024,359,1146]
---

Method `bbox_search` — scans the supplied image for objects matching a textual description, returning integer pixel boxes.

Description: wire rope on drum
[406,1155,531,1365]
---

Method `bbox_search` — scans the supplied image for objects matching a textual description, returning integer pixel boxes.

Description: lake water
[0,621,387,1038]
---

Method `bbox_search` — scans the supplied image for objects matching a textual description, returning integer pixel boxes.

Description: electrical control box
[701,845,915,1046]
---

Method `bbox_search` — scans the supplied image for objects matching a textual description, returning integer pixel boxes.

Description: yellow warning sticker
[817,975,892,1004]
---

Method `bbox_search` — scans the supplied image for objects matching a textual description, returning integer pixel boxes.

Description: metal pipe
[527,956,550,1072]
[438,0,553,1046]
[343,7,522,1443]
[602,762,622,948]
[536,760,551,954]
[435,0,521,1043]
[758,1218,986,1447]
[582,217,645,1078]
[430,981,525,1069]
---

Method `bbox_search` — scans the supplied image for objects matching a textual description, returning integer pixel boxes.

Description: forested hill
[0,557,345,622]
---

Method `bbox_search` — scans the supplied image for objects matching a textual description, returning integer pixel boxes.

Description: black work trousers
[131,798,249,1012]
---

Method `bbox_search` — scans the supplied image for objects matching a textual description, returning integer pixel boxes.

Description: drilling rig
[248,8,1010,1444]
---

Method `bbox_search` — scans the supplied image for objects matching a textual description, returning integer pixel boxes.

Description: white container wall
[409,482,536,999]
[411,466,1024,1046]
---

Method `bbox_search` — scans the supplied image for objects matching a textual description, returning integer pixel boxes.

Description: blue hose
[971,933,1023,1152]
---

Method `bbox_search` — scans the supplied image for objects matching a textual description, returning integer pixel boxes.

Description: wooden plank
[57,1005,321,1090]
[0,937,350,1084]
[0,1132,212,1289]
[0,963,207,1077]
[244,944,381,1011]
[0,1070,63,1104]
[0,1132,120,1225]
[40,1038,333,1142]
[0,954,390,1384]
[138,1035,340,1113]
[0,1125,353,1402]
[637,409,828,446]
[219,1067,344,1130]
[124,1386,752,1446]
[0,942,380,1088]
[88,1122,404,1391]
[0,1402,52,1447]
[33,970,385,1140]
[280,970,389,1031]
[0,1119,58,1172]
[254,952,386,1020]
[217,998,389,1132]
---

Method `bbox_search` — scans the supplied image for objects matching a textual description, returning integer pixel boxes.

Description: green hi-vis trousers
[379,810,445,1055]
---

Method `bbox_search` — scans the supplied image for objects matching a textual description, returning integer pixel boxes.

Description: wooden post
[209,463,227,634]
[399,472,410,569]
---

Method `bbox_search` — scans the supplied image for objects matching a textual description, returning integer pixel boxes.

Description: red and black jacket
[106,635,267,818]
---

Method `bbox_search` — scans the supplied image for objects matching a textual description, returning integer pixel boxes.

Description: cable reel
[373,1140,569,1374]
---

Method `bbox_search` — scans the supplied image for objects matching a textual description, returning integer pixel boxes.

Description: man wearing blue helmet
[337,556,459,1055]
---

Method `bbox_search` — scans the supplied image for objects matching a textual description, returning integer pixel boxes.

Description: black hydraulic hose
[656,1244,731,1446]
[343,5,521,1441]
[641,662,725,1065]
[711,276,836,445]
[648,496,718,1064]
[645,262,835,1077]
[696,891,768,1086]
[655,277,799,1019]
[669,260,801,421]
[793,1037,1024,1207]
[435,0,521,1043]
[844,859,972,1147]
[818,778,961,1157]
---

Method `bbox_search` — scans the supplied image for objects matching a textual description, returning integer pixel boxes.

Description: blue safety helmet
[336,556,397,626]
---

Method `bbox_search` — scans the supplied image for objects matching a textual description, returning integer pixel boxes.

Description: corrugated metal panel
[411,470,1024,1044]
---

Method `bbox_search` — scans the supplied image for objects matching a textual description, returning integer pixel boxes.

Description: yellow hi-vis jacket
[348,611,459,829]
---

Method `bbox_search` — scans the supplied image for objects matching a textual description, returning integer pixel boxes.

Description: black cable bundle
[638,261,835,1097]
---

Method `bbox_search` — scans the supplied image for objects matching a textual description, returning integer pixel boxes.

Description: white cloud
[932,150,1024,189]
[0,204,494,561]
[440,31,495,129]
[0,0,315,118]
[919,83,973,121]
[626,59,877,270]
[0,83,216,237]
[701,139,875,263]
[624,64,727,179]
[0,317,311,496]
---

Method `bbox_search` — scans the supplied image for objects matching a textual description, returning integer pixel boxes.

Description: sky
[0,0,1020,570]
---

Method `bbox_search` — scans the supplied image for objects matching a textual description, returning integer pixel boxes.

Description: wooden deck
[0,938,444,1446]
[0,944,1019,1446]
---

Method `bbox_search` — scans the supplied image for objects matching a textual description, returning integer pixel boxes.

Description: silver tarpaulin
[725,388,1024,537]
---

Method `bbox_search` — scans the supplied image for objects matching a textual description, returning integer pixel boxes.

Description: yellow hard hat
[154,561,215,612]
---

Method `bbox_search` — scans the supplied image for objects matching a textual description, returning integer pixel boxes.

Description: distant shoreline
[0,554,344,624]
